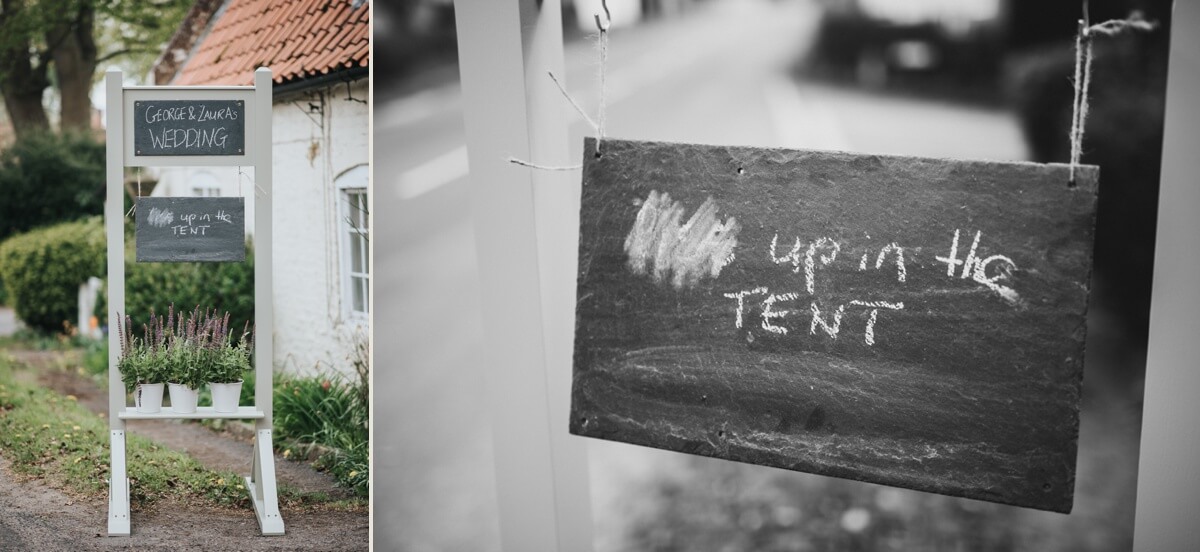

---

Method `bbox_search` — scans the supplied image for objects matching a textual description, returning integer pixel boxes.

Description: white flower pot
[209,381,243,413]
[135,383,164,413]
[168,383,199,414]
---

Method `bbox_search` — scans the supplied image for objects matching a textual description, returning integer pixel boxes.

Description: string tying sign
[1069,10,1158,183]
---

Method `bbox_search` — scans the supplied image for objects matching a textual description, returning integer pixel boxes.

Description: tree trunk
[0,45,51,138]
[0,0,51,138]
[48,2,97,133]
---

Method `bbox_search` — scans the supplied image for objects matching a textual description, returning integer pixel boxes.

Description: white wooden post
[103,68,282,536]
[104,68,131,537]
[455,0,595,550]
[1132,1,1200,549]
[246,67,284,535]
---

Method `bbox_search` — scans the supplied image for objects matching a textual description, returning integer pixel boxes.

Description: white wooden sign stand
[455,1,594,550]
[103,68,283,536]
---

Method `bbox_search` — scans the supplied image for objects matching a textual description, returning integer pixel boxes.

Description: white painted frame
[336,164,370,323]
[104,68,283,537]
[120,87,255,167]
[1132,1,1200,549]
[454,1,594,550]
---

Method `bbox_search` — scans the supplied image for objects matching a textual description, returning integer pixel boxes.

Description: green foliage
[82,338,107,377]
[274,342,369,498]
[119,243,256,345]
[0,131,105,243]
[0,355,340,509]
[0,217,104,333]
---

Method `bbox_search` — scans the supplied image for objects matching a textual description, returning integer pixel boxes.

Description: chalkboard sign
[570,138,1099,513]
[135,197,245,262]
[133,100,245,156]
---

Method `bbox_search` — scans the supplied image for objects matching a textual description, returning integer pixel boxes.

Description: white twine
[1069,11,1158,183]
[510,0,612,171]
[125,167,141,217]
[508,157,582,171]
[596,23,609,156]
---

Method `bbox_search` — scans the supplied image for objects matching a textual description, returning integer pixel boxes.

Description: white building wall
[271,78,369,378]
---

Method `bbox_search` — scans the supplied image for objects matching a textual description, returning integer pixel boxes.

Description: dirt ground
[0,350,369,551]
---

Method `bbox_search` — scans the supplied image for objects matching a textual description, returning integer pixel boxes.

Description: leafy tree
[0,0,191,137]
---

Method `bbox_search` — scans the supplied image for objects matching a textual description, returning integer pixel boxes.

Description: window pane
[356,192,369,229]
[352,275,365,313]
[361,278,370,314]
[350,233,364,273]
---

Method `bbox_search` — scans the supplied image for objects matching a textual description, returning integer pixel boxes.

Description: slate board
[570,137,1099,513]
[135,197,245,262]
[133,100,245,156]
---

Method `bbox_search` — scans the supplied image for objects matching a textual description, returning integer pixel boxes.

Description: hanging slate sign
[135,197,245,262]
[133,100,245,156]
[570,137,1098,513]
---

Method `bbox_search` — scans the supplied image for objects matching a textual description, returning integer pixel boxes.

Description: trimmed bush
[0,218,105,333]
[0,131,106,244]
[121,244,255,339]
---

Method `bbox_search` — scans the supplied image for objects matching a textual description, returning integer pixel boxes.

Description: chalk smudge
[625,190,740,290]
[147,207,174,228]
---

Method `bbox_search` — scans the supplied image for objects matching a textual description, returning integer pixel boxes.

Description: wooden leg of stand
[107,429,130,536]
[245,426,284,535]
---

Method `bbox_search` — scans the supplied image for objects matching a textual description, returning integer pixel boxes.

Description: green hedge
[0,131,105,244]
[0,216,254,336]
[120,244,255,338]
[0,218,105,333]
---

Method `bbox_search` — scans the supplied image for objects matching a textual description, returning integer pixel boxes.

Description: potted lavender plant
[209,321,253,413]
[164,305,226,414]
[119,305,251,414]
[117,313,168,413]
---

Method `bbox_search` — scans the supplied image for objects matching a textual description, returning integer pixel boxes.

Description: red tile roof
[173,0,368,86]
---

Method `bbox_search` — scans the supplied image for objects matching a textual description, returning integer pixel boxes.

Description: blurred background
[374,0,1172,550]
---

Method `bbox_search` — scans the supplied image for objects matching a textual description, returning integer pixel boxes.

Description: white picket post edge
[455,1,595,550]
[1132,2,1200,550]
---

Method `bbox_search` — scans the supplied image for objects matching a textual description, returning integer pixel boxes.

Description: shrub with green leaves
[119,243,255,340]
[0,217,105,333]
[274,338,369,497]
[0,131,105,244]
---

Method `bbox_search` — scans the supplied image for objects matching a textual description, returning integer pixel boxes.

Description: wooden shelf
[117,406,264,420]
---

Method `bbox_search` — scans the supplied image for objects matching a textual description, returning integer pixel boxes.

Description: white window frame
[337,165,369,322]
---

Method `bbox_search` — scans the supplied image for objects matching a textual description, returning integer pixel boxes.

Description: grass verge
[0,354,362,511]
